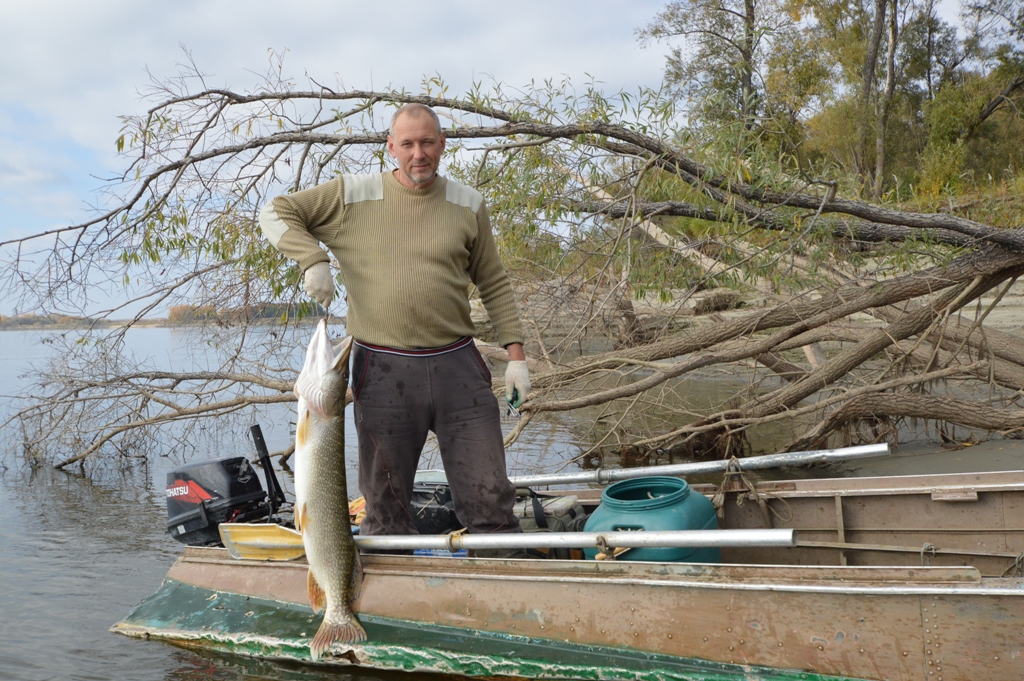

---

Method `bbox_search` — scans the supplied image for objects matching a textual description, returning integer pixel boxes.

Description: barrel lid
[600,475,691,511]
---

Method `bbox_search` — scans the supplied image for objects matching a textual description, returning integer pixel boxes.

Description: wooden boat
[114,469,1024,680]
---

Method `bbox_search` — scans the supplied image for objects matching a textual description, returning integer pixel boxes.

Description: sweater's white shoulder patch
[343,173,384,204]
[258,203,287,248]
[445,180,484,212]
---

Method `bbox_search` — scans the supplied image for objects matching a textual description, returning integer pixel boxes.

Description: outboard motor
[166,456,269,545]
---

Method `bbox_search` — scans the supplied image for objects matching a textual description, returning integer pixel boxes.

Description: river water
[0,326,577,681]
[2,327,1023,681]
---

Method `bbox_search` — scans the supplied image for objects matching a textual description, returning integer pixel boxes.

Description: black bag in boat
[410,481,462,535]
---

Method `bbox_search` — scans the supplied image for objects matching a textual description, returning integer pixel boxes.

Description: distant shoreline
[0,318,167,330]
[0,316,340,331]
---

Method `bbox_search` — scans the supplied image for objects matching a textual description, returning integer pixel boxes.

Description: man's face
[387,112,445,188]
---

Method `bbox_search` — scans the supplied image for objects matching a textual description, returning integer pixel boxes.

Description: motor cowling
[166,456,268,546]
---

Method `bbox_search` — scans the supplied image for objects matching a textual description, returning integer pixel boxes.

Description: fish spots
[396,380,405,397]
[380,361,392,374]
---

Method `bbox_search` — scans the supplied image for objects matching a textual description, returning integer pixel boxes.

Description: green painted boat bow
[114,579,859,681]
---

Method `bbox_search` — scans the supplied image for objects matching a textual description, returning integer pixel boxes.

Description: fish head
[294,320,353,418]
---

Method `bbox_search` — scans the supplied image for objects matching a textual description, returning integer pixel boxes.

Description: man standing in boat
[258,103,529,555]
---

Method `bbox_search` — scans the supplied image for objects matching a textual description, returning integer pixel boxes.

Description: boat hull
[114,545,1024,680]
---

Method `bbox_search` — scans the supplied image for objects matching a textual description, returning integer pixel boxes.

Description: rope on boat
[920,542,938,565]
[1002,551,1024,577]
[711,457,792,524]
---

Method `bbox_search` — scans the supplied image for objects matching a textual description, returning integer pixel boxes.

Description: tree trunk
[872,0,899,201]
[740,0,757,126]
[788,393,1024,451]
[856,0,888,187]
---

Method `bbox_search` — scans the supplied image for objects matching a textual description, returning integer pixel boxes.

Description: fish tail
[309,614,367,660]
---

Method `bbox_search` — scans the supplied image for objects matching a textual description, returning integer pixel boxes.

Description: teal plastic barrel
[583,476,720,562]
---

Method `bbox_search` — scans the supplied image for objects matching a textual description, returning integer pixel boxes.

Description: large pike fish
[293,319,366,659]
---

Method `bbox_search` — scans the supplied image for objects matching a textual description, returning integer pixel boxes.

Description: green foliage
[640,0,1024,200]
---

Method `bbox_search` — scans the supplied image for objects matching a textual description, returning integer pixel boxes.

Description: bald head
[389,104,442,137]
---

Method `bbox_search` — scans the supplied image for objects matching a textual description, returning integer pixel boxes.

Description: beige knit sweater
[259,171,524,350]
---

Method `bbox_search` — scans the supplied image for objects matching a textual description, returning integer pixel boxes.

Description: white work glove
[504,360,530,409]
[303,262,335,308]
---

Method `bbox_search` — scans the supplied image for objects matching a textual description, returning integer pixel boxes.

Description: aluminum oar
[507,442,889,487]
[219,523,795,561]
[357,528,796,552]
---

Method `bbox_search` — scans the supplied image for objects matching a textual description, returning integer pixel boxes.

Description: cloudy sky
[0,1,668,249]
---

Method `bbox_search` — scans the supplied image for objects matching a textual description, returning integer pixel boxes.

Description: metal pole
[354,529,796,552]
[507,443,889,488]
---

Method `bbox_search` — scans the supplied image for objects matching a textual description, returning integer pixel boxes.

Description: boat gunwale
[685,469,1024,499]
[171,547,1024,598]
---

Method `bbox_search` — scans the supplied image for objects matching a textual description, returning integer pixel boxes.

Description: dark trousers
[350,340,521,536]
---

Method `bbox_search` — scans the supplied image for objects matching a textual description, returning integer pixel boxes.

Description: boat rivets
[630,607,635,612]
[668,634,672,639]
[995,656,999,661]
[929,673,934,677]
[634,632,639,637]
[926,629,930,633]
[818,646,824,651]
[860,649,865,654]
[703,637,708,642]
[575,616,579,622]
[727,628,732,632]
[726,606,730,610]
[570,627,574,632]
[925,618,929,623]
[779,643,784,648]
[729,646,734,651]
[903,652,909,656]
[928,661,934,666]
[739,640,744,645]
[540,625,544,630]
[927,650,932,655]
[576,604,580,608]
[601,629,605,634]
[629,621,634,626]
[512,625,515,629]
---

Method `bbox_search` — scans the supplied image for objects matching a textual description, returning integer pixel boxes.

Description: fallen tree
[3,59,1024,471]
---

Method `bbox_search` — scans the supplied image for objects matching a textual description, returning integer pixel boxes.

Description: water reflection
[0,463,469,681]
